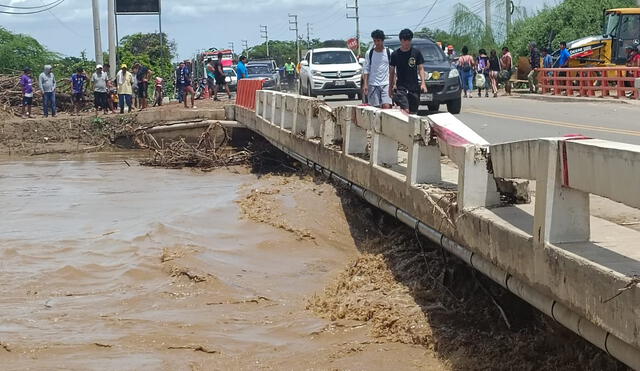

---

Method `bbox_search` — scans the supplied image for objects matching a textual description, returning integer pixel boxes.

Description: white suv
[299,48,363,100]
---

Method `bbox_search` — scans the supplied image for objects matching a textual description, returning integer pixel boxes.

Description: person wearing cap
[115,64,134,114]
[91,65,110,115]
[19,68,34,119]
[447,45,457,63]
[39,64,57,117]
[363,29,392,108]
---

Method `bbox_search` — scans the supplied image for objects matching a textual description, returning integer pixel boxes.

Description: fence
[537,66,640,99]
[235,79,265,110]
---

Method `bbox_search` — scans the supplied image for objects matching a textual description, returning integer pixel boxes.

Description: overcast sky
[0,0,555,61]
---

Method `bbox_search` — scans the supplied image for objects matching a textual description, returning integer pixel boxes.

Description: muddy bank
[0,100,228,156]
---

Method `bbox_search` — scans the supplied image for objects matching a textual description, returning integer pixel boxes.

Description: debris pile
[139,122,251,169]
[0,74,82,117]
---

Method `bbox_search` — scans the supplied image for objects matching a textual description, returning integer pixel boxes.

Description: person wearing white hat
[91,65,109,115]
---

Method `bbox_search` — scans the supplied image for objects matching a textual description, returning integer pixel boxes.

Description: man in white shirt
[362,29,392,108]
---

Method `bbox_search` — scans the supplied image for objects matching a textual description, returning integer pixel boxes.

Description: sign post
[347,38,359,52]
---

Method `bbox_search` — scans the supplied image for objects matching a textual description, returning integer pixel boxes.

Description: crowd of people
[444,45,514,98]
[18,62,159,118]
[174,52,249,109]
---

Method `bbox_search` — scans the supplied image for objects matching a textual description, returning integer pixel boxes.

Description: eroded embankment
[242,168,628,371]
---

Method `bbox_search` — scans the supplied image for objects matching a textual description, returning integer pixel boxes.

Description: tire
[307,81,316,98]
[357,92,362,101]
[427,103,439,112]
[446,97,462,114]
[348,94,356,100]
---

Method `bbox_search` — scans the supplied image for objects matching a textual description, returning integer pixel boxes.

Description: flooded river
[0,154,624,370]
[0,155,446,370]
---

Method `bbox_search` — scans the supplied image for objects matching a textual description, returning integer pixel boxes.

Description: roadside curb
[514,93,639,105]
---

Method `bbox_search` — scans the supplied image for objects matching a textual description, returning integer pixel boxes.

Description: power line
[413,0,440,30]
[0,0,64,14]
[0,0,60,9]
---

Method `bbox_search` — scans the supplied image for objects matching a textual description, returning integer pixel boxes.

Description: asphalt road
[323,95,640,145]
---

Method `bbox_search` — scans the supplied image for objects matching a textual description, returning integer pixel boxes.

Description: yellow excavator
[559,8,640,67]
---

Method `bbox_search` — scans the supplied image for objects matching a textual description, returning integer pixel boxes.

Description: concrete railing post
[263,91,272,122]
[305,100,321,140]
[255,90,264,119]
[407,115,441,185]
[534,139,590,244]
[282,94,295,131]
[458,145,500,210]
[343,107,368,156]
[319,105,337,146]
[371,113,397,168]
[273,93,282,127]
[291,96,300,134]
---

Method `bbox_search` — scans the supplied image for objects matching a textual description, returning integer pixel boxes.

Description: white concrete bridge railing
[230,90,640,369]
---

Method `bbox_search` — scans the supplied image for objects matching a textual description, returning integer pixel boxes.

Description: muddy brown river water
[0,154,447,370]
[0,154,626,371]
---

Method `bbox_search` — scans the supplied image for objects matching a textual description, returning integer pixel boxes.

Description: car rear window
[386,42,447,63]
[312,51,356,65]
[247,65,271,75]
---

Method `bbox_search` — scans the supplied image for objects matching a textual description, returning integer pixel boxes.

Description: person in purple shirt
[71,67,87,116]
[19,67,34,119]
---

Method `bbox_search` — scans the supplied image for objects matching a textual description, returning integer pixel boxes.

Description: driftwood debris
[139,122,250,169]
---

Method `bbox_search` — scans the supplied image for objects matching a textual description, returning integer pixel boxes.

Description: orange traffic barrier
[204,84,210,100]
[235,79,265,110]
[538,67,640,99]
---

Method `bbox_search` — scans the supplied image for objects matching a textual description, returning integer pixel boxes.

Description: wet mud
[0,150,629,370]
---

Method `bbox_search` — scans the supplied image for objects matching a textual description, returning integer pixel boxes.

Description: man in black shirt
[389,29,427,114]
[133,62,152,110]
[212,53,232,101]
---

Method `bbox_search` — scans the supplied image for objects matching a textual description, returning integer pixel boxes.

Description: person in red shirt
[628,46,640,77]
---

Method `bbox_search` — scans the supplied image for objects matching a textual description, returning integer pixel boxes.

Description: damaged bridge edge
[229,94,640,369]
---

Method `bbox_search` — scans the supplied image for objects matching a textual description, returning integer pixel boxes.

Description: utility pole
[228,42,235,56]
[346,0,360,57]
[91,0,103,65]
[260,25,269,57]
[485,0,492,37]
[289,14,300,63]
[242,40,249,59]
[107,0,116,78]
[505,0,512,39]
[306,23,312,49]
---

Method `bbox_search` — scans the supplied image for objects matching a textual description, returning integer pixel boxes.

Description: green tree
[0,27,58,73]
[247,39,323,65]
[118,32,176,88]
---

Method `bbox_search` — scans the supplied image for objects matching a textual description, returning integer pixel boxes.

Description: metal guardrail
[537,66,640,99]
